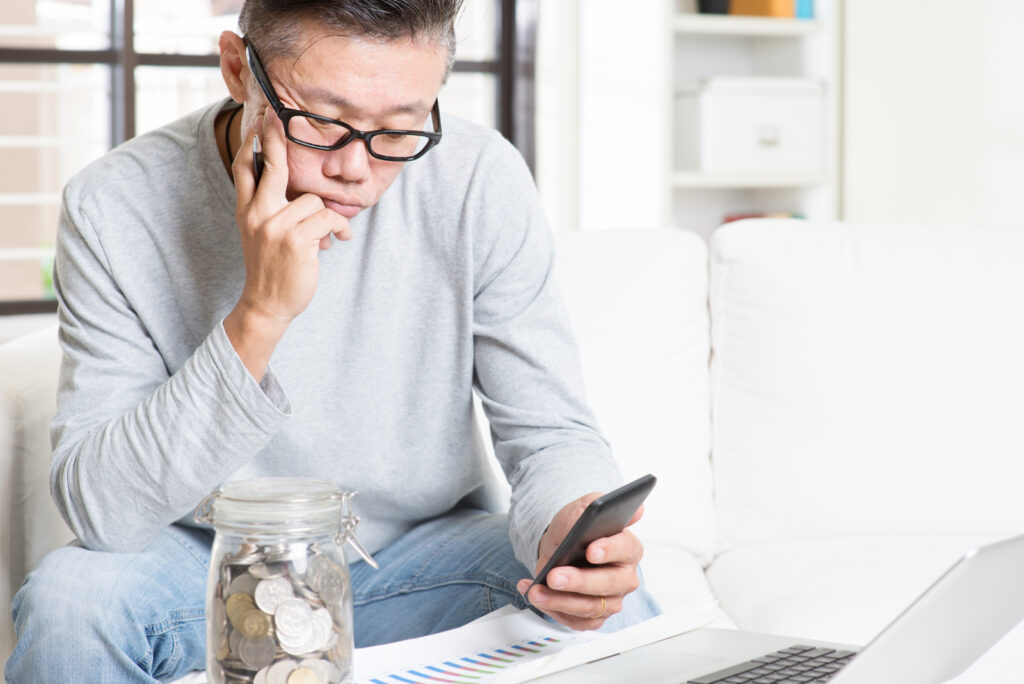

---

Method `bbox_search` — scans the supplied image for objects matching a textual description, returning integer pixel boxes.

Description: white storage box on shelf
[675,77,825,173]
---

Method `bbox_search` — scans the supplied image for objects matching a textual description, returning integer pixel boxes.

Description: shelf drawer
[675,77,825,173]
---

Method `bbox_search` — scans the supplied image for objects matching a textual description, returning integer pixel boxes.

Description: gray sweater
[50,99,621,569]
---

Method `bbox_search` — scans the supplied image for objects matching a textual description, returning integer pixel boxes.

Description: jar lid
[210,477,343,528]
[193,477,378,568]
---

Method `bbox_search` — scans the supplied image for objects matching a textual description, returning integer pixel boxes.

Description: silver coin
[226,551,264,567]
[309,558,345,605]
[266,659,298,684]
[309,608,333,651]
[228,572,260,597]
[254,666,270,684]
[250,561,287,579]
[298,658,330,684]
[254,577,294,614]
[278,626,318,657]
[275,599,313,637]
[294,581,325,607]
[238,634,276,670]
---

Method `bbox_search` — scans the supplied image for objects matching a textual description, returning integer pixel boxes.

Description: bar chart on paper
[357,635,567,683]
[352,602,722,684]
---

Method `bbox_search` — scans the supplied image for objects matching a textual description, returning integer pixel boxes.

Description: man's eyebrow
[301,87,429,118]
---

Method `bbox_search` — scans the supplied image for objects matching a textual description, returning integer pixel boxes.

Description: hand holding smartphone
[530,473,656,592]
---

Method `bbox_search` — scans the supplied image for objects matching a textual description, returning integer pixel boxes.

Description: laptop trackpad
[532,645,727,683]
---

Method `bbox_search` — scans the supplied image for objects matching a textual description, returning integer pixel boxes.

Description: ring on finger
[592,596,607,620]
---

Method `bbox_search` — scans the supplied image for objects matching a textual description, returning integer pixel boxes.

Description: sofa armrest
[1,325,72,664]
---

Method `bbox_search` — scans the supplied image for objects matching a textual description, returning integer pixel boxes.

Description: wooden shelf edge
[673,13,824,37]
[671,171,829,188]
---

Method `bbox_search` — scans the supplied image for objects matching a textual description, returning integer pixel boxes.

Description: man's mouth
[322,198,364,219]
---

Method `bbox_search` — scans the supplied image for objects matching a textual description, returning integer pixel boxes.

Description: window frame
[0,0,536,315]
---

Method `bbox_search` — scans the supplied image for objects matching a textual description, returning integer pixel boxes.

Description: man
[5,1,659,681]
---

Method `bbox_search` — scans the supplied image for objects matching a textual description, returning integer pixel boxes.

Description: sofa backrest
[710,220,1024,551]
[557,228,716,565]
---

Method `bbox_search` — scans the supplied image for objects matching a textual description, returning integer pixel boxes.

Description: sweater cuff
[210,320,292,418]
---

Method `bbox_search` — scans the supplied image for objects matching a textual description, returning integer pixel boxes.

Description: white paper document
[352,600,721,683]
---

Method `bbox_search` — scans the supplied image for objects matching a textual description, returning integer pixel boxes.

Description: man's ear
[219,31,249,104]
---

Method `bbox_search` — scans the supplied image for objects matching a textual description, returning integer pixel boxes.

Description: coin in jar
[298,658,331,684]
[249,561,287,579]
[238,634,276,670]
[275,599,313,637]
[287,666,319,684]
[266,659,298,684]
[240,607,272,640]
[254,576,294,613]
[228,572,259,597]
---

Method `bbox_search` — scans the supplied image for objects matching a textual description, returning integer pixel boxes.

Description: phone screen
[530,473,656,591]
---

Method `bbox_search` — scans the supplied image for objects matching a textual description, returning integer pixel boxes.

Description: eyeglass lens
[286,115,432,158]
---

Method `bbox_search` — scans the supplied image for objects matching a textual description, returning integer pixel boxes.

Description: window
[0,0,535,312]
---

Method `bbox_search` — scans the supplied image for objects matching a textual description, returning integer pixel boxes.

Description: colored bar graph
[356,635,562,684]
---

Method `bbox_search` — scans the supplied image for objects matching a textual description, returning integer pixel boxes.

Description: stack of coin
[208,543,350,684]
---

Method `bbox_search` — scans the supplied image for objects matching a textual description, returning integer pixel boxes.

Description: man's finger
[254,106,289,211]
[526,585,623,621]
[295,207,350,245]
[585,528,644,566]
[542,563,639,597]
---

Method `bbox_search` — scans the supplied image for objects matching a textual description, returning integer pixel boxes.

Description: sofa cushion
[640,543,727,625]
[557,229,715,565]
[709,220,1024,549]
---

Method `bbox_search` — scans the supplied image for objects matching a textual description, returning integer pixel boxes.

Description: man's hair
[238,0,464,80]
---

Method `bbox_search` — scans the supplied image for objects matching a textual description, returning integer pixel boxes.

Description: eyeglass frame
[243,37,443,162]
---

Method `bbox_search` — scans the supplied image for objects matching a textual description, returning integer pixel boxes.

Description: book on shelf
[728,0,813,19]
[723,211,805,224]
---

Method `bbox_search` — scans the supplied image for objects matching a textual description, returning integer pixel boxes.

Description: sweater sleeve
[470,136,622,571]
[49,181,291,552]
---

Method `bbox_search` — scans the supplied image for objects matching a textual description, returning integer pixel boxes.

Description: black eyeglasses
[244,38,442,162]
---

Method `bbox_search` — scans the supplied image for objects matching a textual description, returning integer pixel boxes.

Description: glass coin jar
[194,478,377,684]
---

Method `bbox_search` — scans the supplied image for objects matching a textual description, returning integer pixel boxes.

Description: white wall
[536,0,666,233]
[844,0,1024,224]
[535,1,580,235]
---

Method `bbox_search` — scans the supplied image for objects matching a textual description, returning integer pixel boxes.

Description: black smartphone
[252,134,264,186]
[530,473,657,591]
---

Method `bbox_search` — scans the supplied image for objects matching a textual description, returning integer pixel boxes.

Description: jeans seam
[354,571,527,610]
[163,528,211,571]
[402,520,467,588]
[143,608,204,679]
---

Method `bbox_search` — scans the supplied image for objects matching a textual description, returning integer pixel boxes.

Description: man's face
[243,30,448,219]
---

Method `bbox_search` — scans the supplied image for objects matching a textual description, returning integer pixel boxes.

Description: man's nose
[324,138,371,181]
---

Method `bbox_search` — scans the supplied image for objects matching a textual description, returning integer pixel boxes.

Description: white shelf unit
[666,0,842,241]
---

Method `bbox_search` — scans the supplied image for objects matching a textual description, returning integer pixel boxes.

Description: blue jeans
[5,510,660,683]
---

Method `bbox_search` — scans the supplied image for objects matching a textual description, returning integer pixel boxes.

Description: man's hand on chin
[516,492,645,631]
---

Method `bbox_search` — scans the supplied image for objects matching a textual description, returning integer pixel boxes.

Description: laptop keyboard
[686,644,860,683]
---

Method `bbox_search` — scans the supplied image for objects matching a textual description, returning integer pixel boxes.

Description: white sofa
[4,219,1024,681]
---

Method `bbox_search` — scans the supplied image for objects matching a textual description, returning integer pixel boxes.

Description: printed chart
[357,636,563,683]
[352,602,721,684]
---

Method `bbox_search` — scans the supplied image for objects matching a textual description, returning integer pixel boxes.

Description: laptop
[531,533,1024,683]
